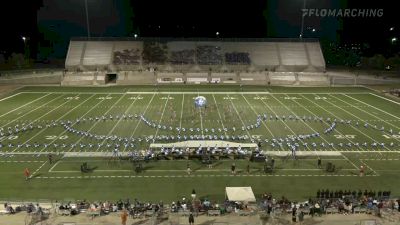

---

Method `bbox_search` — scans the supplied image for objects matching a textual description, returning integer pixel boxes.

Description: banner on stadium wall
[157,77,184,83]
[187,77,208,84]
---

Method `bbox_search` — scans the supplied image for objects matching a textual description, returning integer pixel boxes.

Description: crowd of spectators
[2,192,400,222]
[196,45,223,65]
[2,202,47,215]
[316,189,391,200]
[111,44,255,67]
[170,50,195,65]
[113,49,141,65]
[142,42,168,64]
[225,52,251,65]
[259,190,399,222]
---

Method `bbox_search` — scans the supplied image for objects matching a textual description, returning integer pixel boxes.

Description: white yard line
[179,93,185,132]
[66,94,127,152]
[256,94,314,153]
[0,93,51,118]
[340,94,400,144]
[344,94,400,121]
[123,93,157,151]
[36,94,110,152]
[212,94,227,136]
[0,92,22,102]
[29,161,47,178]
[340,154,361,171]
[269,94,335,155]
[241,94,284,153]
[11,94,84,152]
[197,92,204,136]
[1,94,63,128]
[36,94,99,152]
[360,159,379,176]
[298,94,368,158]
[96,94,141,152]
[369,93,400,106]
[153,94,171,141]
[320,94,392,152]
[226,94,252,138]
[48,160,61,172]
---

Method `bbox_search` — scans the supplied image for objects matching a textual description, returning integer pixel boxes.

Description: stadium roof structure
[225,187,256,202]
[65,38,325,72]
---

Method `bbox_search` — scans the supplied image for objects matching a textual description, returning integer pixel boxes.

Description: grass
[0,85,400,202]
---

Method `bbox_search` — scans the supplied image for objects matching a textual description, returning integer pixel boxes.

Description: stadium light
[134,34,138,38]
[312,28,316,32]
[390,27,394,31]
[299,0,307,39]
[22,36,26,42]
[84,0,91,39]
[392,37,397,43]
[216,31,220,37]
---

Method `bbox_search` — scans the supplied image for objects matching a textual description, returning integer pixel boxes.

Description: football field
[1,85,400,202]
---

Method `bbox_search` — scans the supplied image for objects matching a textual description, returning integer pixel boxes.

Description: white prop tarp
[225,187,256,202]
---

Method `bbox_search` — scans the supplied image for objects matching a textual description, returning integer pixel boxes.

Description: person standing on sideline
[120,209,128,225]
[24,168,30,181]
[317,157,322,169]
[48,153,53,165]
[231,163,236,174]
[246,164,250,174]
[187,162,191,175]
[189,212,194,225]
[360,165,365,177]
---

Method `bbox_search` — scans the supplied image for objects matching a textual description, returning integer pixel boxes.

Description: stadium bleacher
[63,38,329,85]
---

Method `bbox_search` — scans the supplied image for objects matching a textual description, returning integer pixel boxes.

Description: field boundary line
[0,92,22,102]
[299,94,368,152]
[345,94,400,120]
[325,94,392,152]
[29,161,47,178]
[1,93,62,128]
[369,93,400,106]
[96,94,141,152]
[226,94,252,138]
[35,94,105,152]
[123,93,157,151]
[10,94,81,152]
[360,159,379,176]
[34,174,378,179]
[18,91,370,95]
[66,93,127,152]
[0,93,51,118]
[212,94,227,135]
[179,93,184,132]
[48,160,61,172]
[153,94,170,140]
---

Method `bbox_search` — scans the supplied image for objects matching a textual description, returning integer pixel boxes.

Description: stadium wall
[65,38,326,73]
[0,71,63,85]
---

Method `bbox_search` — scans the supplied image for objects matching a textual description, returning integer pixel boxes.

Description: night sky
[0,0,398,60]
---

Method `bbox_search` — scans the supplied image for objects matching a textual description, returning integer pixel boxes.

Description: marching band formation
[0,112,399,159]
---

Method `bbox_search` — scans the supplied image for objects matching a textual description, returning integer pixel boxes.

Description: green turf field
[0,85,400,202]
